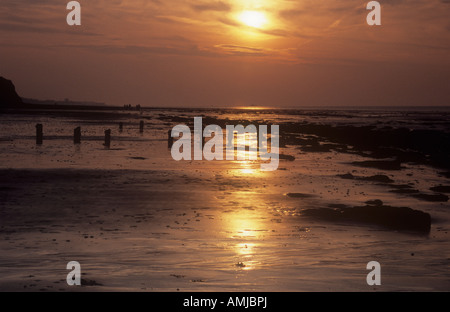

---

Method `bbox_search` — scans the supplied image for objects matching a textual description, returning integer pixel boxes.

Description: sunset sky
[1,0,449,107]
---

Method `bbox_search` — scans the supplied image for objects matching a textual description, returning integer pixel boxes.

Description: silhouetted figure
[139,120,144,133]
[36,124,43,145]
[119,122,123,132]
[74,127,81,144]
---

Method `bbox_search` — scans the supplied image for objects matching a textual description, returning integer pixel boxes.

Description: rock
[439,171,450,179]
[286,193,316,199]
[0,77,23,108]
[281,122,450,171]
[412,193,449,202]
[365,199,383,206]
[337,173,394,183]
[430,186,450,193]
[302,204,431,233]
[351,159,402,170]
[301,143,336,153]
[279,154,295,161]
[390,184,414,190]
[81,278,103,286]
[361,175,394,183]
[337,173,354,180]
[389,189,420,194]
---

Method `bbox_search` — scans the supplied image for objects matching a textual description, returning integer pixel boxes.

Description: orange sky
[1,0,449,107]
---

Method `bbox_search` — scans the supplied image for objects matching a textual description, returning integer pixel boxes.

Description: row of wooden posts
[35,123,256,150]
[34,121,171,148]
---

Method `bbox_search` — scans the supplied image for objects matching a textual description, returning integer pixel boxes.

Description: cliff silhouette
[0,77,116,112]
[0,76,23,108]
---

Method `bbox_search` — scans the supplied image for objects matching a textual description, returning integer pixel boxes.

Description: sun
[238,11,268,29]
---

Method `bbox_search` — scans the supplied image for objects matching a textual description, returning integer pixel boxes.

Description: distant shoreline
[2,103,450,114]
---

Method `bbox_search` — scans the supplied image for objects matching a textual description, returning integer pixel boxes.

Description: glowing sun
[238,11,267,29]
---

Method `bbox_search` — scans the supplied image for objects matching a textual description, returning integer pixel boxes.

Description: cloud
[214,44,268,57]
[42,38,230,60]
[191,1,231,12]
[217,17,240,27]
[0,22,99,36]
[213,44,299,63]
[278,9,306,20]
[258,28,291,38]
[154,15,207,26]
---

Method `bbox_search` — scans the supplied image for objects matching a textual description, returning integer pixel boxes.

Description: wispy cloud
[213,44,299,63]
[191,1,231,12]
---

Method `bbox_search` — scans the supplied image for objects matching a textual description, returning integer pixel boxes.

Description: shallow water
[0,108,449,291]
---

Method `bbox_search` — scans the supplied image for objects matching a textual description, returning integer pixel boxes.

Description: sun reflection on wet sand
[201,127,274,176]
[238,167,257,175]
[235,243,258,271]
[219,195,275,271]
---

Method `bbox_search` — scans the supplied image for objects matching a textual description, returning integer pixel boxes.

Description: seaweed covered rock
[302,202,431,233]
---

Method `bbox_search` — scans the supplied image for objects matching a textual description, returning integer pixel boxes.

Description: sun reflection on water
[221,205,272,271]
[205,128,280,271]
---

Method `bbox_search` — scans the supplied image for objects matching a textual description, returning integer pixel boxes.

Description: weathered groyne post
[104,129,111,148]
[36,124,43,145]
[74,127,81,144]
[168,129,173,149]
[201,125,205,149]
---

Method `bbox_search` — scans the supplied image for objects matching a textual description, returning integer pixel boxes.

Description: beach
[1,107,450,291]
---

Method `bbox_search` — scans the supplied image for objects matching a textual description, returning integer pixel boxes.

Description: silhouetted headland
[0,77,23,108]
[0,76,119,113]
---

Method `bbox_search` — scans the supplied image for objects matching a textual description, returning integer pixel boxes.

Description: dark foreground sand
[1,166,449,292]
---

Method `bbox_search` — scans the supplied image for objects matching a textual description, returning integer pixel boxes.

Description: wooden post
[201,126,205,149]
[256,125,259,152]
[104,129,111,148]
[74,127,81,144]
[139,120,144,133]
[168,129,173,149]
[119,122,123,132]
[36,124,43,145]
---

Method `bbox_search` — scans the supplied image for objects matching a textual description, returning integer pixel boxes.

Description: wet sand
[1,108,450,291]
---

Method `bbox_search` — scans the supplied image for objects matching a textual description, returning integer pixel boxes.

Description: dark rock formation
[412,193,449,202]
[337,173,394,183]
[279,154,295,161]
[351,159,402,170]
[430,185,450,193]
[365,199,383,206]
[281,122,450,171]
[361,175,395,183]
[0,77,23,108]
[337,173,355,180]
[302,201,431,233]
[286,193,316,199]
